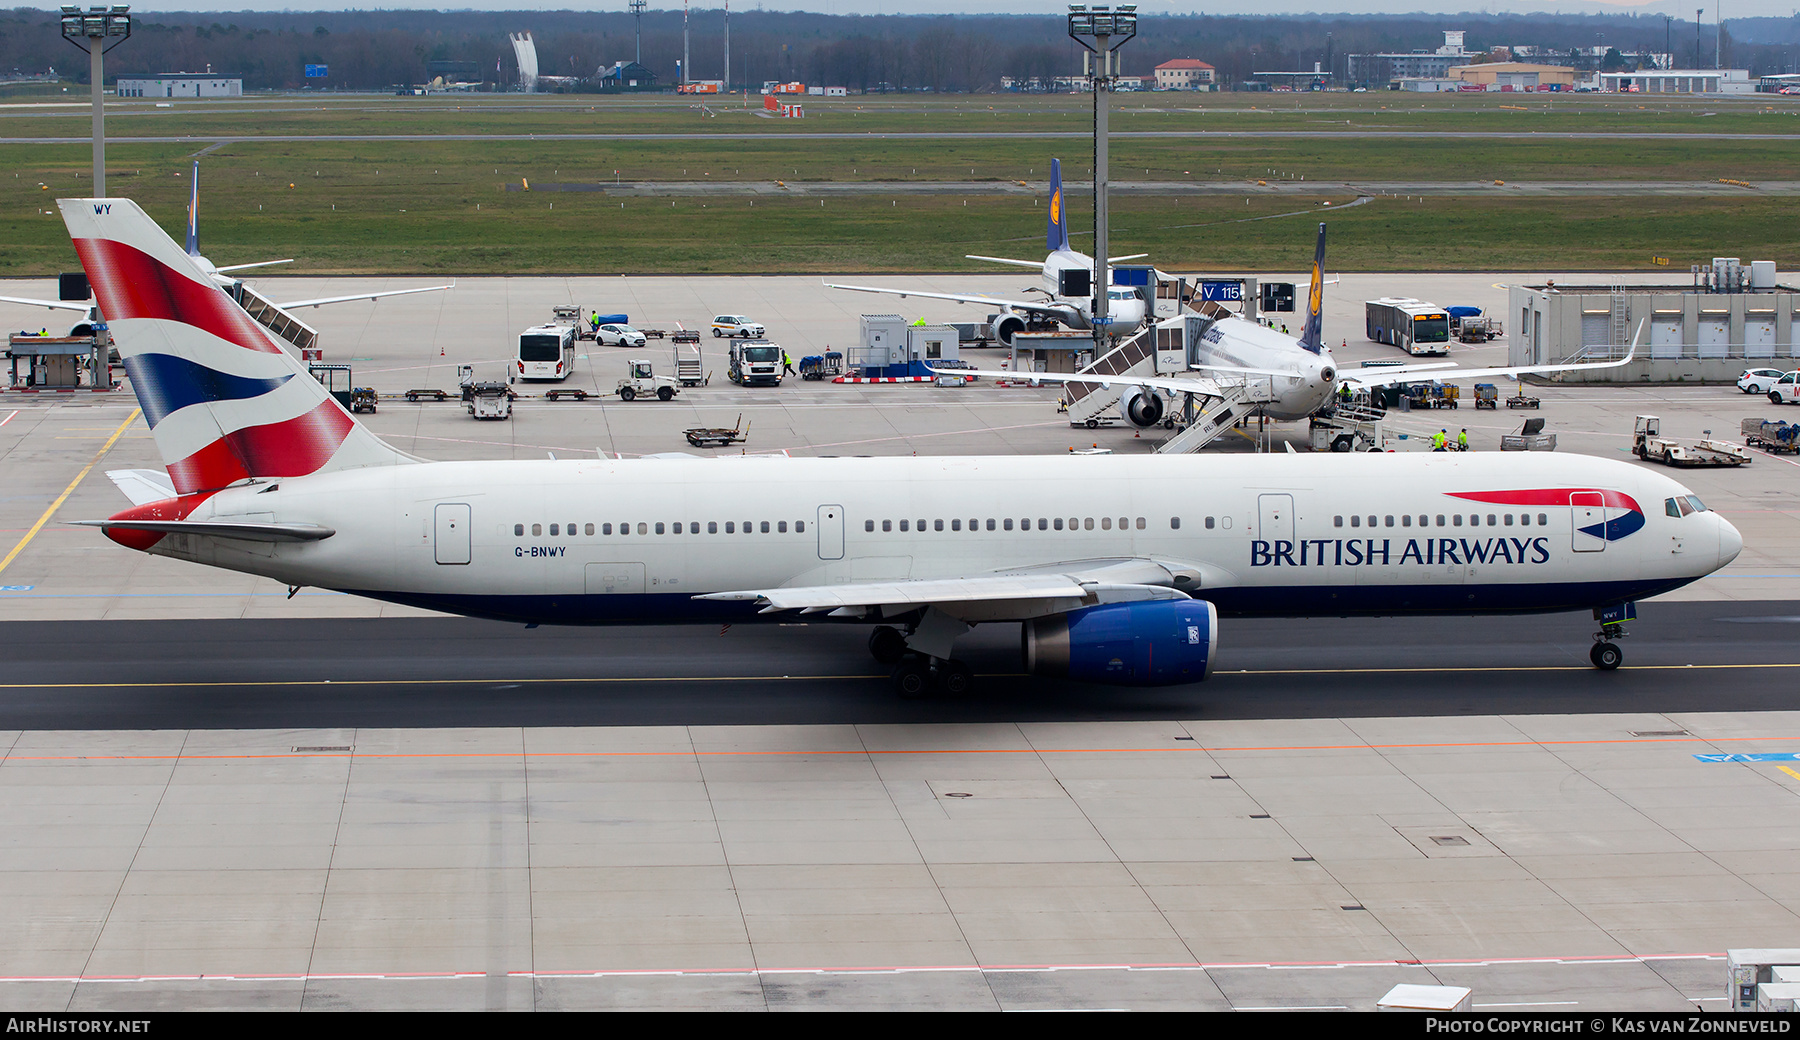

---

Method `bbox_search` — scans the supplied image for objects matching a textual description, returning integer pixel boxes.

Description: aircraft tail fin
[184,161,199,257]
[1046,158,1070,253]
[60,197,415,497]
[1297,222,1326,355]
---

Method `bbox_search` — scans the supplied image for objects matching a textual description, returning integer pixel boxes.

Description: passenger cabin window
[514,524,524,536]
[1170,517,1181,530]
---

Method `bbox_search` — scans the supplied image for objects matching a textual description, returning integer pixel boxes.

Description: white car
[593,323,647,348]
[1770,371,1800,406]
[1738,368,1788,395]
[712,314,765,338]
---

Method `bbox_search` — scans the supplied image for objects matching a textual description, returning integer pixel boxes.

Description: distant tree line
[0,8,1797,92]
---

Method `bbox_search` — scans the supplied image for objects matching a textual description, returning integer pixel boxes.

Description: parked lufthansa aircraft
[64,198,1740,695]
[824,159,1148,346]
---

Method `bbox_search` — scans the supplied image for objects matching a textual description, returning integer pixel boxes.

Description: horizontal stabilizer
[70,519,335,542]
[104,468,178,507]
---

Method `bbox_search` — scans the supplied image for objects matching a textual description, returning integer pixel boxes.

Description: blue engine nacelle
[1021,600,1217,686]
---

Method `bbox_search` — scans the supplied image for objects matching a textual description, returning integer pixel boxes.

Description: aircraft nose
[1718,514,1744,568]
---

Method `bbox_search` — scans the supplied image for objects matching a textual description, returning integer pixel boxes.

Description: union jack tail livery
[60,198,415,497]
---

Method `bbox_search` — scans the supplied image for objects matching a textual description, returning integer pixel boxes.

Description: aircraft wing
[963,255,1045,269]
[277,282,455,310]
[696,563,1199,618]
[1341,322,1642,388]
[823,281,1074,319]
[931,364,1246,399]
[0,295,90,313]
[214,259,295,273]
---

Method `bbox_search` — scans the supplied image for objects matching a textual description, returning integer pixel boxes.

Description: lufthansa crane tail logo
[1050,189,1061,226]
[1309,263,1323,316]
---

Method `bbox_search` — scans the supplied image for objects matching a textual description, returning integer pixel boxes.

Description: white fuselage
[147,452,1738,626]
[1039,248,1148,332]
[1187,314,1339,421]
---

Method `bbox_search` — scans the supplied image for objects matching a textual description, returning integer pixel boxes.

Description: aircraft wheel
[893,657,933,699]
[1590,642,1623,670]
[620,387,636,401]
[657,386,674,401]
[940,660,974,697]
[868,626,907,665]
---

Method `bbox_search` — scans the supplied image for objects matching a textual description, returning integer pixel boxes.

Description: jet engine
[990,313,1028,348]
[1021,600,1217,686]
[1119,386,1165,428]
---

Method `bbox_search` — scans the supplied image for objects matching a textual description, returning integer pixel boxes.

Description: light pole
[1066,4,1135,351]
[630,0,645,66]
[59,5,130,197]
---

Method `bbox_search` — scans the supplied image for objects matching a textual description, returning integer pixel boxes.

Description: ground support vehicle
[594,322,648,348]
[1501,417,1557,452]
[516,323,577,382]
[544,388,590,401]
[308,364,376,413]
[404,388,450,403]
[800,352,843,381]
[552,305,588,339]
[1743,418,1800,454]
[1366,298,1451,356]
[712,315,765,339]
[1407,382,1460,409]
[684,414,750,448]
[1473,383,1498,410]
[1454,316,1502,343]
[1738,368,1788,395]
[617,360,679,402]
[1508,390,1541,409]
[1633,415,1750,467]
[672,335,706,387]
[467,382,513,420]
[1768,371,1800,406]
[1310,401,1386,453]
[728,339,784,386]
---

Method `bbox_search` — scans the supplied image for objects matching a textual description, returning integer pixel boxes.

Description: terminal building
[1508,260,1800,383]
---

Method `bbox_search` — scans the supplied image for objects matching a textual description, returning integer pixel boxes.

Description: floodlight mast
[1067,4,1136,350]
[60,5,131,197]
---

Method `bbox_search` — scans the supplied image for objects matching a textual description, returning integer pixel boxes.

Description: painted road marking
[0,407,139,579]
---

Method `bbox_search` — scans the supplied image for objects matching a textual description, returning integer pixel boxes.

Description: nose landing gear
[1590,602,1635,671]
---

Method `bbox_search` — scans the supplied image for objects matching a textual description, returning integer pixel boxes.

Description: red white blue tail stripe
[60,198,410,496]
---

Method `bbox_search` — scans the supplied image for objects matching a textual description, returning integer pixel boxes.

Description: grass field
[0,93,1793,274]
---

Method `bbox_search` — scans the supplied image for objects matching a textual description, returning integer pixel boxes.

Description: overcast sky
[73,3,1800,20]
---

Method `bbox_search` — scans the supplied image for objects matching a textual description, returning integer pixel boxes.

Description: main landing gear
[1589,602,1635,671]
[869,624,974,698]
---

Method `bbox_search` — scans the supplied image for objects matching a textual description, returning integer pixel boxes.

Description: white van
[516,323,577,381]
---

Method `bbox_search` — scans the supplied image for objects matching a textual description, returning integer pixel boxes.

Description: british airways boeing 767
[64,198,1741,695]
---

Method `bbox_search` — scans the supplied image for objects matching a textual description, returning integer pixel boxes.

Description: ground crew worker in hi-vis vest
[1458,428,1469,451]
[1433,429,1447,451]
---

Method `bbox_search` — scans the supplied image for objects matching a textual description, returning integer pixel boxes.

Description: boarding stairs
[1152,379,1270,454]
[1063,325,1159,426]
[233,282,320,355]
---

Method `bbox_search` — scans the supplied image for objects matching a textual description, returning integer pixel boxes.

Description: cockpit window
[1666,496,1707,517]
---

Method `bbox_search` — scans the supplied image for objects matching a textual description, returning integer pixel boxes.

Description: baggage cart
[1742,418,1800,454]
[684,414,750,448]
[1473,383,1498,410]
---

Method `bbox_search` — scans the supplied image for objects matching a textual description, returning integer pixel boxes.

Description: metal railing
[1565,341,1800,363]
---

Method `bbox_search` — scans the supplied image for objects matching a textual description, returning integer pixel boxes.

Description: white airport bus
[516,323,577,381]
[1366,298,1452,357]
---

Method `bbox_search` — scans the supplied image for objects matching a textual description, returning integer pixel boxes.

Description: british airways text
[1250,537,1553,568]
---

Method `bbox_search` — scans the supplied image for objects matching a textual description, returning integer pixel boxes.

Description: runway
[2,601,1796,730]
